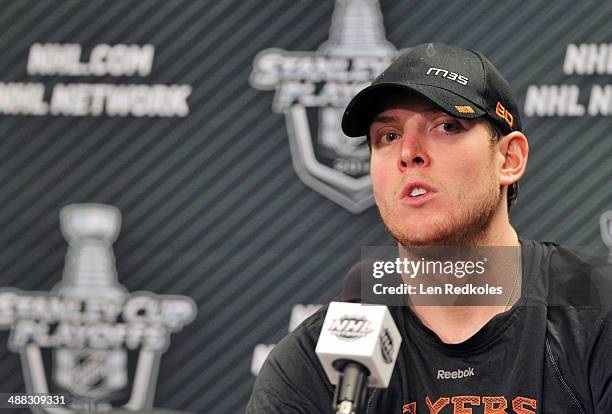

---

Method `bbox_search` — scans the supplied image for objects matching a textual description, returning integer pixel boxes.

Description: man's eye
[440,122,461,133]
[382,132,399,142]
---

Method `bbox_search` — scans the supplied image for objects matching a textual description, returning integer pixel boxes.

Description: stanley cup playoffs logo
[250,0,398,213]
[0,204,196,413]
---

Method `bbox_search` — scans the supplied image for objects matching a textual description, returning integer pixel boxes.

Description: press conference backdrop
[0,0,611,413]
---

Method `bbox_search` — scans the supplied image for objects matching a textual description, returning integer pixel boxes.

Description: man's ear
[498,131,529,187]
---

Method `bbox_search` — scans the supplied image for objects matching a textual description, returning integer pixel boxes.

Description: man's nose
[398,130,430,171]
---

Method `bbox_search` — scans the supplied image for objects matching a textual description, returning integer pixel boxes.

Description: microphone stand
[332,360,369,414]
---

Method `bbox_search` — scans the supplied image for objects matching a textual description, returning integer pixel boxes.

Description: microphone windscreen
[341,260,375,302]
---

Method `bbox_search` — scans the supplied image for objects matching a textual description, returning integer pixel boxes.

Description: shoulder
[521,239,612,365]
[527,240,612,409]
[263,306,329,377]
[246,306,334,414]
[524,239,612,314]
[524,239,611,337]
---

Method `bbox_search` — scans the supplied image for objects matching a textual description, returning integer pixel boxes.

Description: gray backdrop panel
[0,1,610,413]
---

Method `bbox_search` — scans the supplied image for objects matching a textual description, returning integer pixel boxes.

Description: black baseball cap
[341,43,521,137]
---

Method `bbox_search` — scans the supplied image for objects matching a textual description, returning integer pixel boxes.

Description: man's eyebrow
[370,114,398,125]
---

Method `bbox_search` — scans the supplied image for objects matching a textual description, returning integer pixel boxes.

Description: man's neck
[405,222,522,344]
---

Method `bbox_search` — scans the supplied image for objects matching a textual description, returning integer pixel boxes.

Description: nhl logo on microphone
[329,315,373,340]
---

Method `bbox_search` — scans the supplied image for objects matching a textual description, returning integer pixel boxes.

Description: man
[247,43,612,413]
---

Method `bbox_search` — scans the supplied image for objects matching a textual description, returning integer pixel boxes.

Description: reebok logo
[437,367,475,380]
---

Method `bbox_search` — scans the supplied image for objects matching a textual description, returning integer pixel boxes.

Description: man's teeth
[410,187,427,197]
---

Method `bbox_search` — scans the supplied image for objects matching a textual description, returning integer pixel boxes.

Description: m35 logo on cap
[426,67,469,85]
[496,101,514,128]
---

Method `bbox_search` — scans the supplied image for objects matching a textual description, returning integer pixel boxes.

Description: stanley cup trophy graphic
[9,203,196,414]
[318,0,396,58]
[53,204,128,402]
[317,0,396,159]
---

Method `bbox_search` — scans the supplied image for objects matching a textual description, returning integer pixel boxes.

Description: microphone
[340,260,369,303]
[315,302,401,414]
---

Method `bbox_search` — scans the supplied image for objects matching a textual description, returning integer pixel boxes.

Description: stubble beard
[379,182,503,247]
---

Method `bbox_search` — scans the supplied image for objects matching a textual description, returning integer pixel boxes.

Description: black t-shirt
[247,240,612,413]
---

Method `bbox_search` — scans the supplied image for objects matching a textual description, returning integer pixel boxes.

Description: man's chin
[393,232,462,247]
[384,220,492,247]
[384,224,451,246]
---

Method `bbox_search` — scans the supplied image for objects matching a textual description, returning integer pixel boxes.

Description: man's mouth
[401,182,436,201]
[409,187,428,197]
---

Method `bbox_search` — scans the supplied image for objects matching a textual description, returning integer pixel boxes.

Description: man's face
[368,94,504,246]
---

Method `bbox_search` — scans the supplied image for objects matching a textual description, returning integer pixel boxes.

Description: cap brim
[341,82,487,137]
